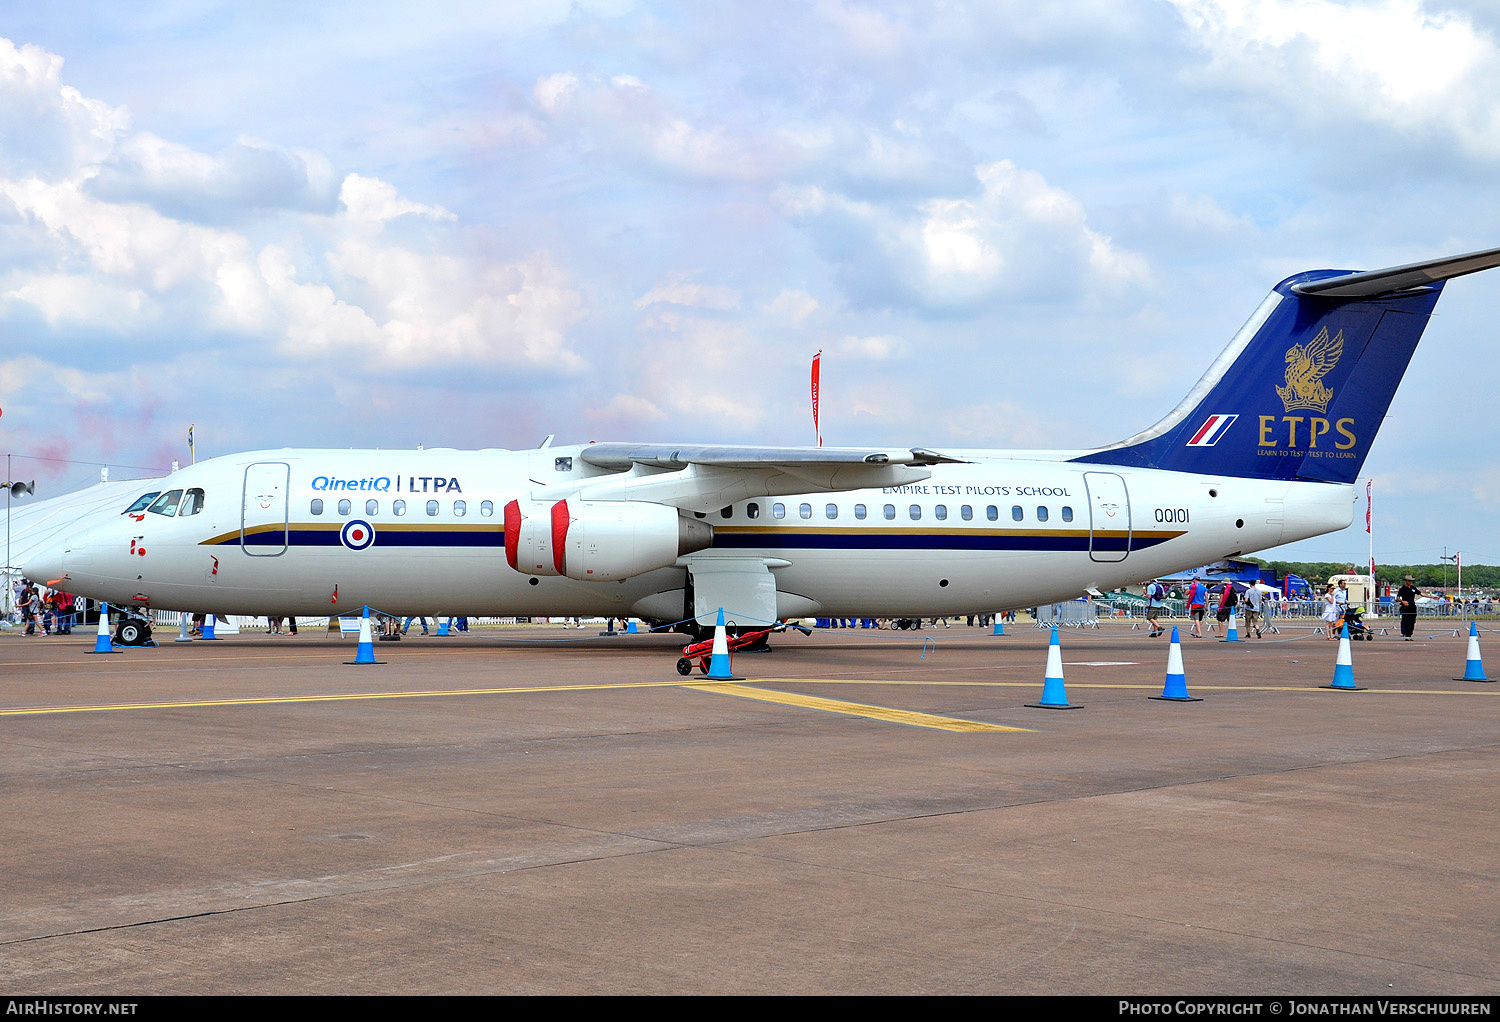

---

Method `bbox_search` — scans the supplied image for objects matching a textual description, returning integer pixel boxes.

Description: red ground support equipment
[676,626,775,676]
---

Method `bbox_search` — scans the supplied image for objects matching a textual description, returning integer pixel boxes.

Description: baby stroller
[1343,605,1375,641]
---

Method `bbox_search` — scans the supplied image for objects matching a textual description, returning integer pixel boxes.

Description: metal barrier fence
[1094,597,1499,622]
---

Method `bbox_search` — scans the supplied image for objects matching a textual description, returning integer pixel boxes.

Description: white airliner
[24,247,1500,637]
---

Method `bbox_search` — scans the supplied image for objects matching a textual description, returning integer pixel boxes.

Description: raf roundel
[340,519,376,551]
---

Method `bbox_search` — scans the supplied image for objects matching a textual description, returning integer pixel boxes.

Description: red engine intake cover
[503,499,521,571]
[551,499,571,575]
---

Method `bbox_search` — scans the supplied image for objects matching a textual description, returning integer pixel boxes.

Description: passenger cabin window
[124,491,161,514]
[909,504,921,521]
[148,490,184,516]
[826,503,838,520]
[1012,505,1023,522]
[747,503,760,519]
[180,488,205,516]
[426,500,439,516]
[987,505,998,521]
[1036,506,1049,522]
[554,457,573,472]
[773,503,786,519]
[799,503,812,519]
[854,504,867,520]
[310,499,324,516]
[338,499,351,515]
[366,499,379,516]
[454,500,466,517]
[394,500,406,516]
[935,504,947,521]
[883,504,895,520]
[1062,506,1074,522]
[721,506,732,519]
[961,505,973,521]
[480,500,494,517]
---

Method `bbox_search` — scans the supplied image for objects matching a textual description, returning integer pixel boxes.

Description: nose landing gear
[113,615,154,647]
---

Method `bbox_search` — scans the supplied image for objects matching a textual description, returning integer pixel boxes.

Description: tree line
[1250,560,1497,590]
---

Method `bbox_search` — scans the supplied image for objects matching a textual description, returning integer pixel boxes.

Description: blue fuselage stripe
[226,528,1173,554]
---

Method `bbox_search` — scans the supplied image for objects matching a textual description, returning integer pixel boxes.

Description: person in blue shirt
[1144,580,1166,638]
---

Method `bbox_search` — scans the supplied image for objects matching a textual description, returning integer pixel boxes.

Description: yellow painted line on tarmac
[682,682,1031,732]
[5,672,1490,720]
[0,679,702,717]
[764,678,1500,695]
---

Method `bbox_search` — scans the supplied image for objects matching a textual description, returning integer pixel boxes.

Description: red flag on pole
[811,350,822,447]
[1365,480,1371,533]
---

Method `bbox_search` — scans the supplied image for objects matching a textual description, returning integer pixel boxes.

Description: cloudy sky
[3,0,1499,568]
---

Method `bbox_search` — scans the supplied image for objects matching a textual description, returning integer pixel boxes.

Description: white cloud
[89,133,339,221]
[763,289,820,324]
[3,273,145,327]
[838,334,906,360]
[530,69,787,181]
[587,393,668,426]
[778,159,1148,310]
[1170,0,1500,161]
[635,277,741,311]
[339,173,454,225]
[0,36,583,375]
[533,71,578,113]
[0,355,120,404]
[943,400,1065,448]
[0,37,128,176]
[816,0,906,57]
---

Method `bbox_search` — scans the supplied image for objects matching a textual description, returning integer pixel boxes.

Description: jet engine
[504,499,562,576]
[505,499,713,581]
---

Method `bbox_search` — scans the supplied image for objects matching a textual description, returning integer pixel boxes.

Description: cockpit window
[180,488,205,516]
[124,492,161,514]
[147,489,184,517]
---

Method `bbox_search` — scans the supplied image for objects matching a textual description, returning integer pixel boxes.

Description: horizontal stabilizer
[1291,245,1500,298]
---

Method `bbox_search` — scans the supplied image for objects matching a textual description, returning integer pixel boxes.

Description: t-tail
[1072,247,1500,484]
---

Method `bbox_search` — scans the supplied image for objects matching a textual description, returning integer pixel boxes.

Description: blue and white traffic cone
[1323,623,1362,690]
[626,619,638,633]
[436,616,451,636]
[992,617,1005,636]
[1223,608,1240,642]
[88,602,117,654]
[1458,622,1491,682]
[174,611,194,643]
[1027,626,1080,708]
[343,606,384,665]
[200,614,219,640]
[1151,626,1201,701]
[705,608,740,680]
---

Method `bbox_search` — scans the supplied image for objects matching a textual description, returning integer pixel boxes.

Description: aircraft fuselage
[31,446,1351,621]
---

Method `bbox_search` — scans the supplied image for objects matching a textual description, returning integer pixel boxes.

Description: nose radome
[22,540,67,587]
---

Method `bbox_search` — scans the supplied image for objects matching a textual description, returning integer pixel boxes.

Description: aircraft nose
[22,540,68,587]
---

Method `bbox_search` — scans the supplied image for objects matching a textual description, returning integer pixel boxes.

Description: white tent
[3,477,164,617]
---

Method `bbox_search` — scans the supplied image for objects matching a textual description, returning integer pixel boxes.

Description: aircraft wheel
[115,621,147,646]
[676,658,693,676]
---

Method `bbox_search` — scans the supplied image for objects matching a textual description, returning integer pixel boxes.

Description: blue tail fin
[1073,248,1500,484]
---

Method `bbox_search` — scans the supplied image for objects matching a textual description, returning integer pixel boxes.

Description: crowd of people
[6,578,79,636]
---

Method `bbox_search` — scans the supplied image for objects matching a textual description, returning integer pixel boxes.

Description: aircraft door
[242,462,290,556]
[1084,471,1131,563]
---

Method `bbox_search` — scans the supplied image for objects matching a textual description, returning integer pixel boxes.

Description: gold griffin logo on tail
[1276,326,1344,413]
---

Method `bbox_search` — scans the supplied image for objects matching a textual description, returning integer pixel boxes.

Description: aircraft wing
[578,443,964,470]
[536,444,967,512]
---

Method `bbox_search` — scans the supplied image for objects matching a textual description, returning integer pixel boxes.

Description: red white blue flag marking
[1186,413,1238,447]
